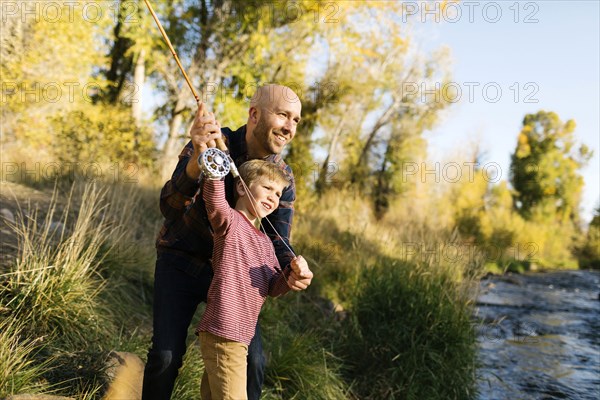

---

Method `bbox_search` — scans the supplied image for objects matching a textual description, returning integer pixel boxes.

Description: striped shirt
[155,125,296,277]
[196,179,291,345]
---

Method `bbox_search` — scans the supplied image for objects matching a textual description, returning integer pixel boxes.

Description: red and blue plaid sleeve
[159,142,199,220]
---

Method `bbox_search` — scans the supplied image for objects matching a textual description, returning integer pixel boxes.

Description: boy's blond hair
[238,160,290,188]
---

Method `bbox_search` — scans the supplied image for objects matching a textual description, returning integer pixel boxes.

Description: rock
[6,395,74,400]
[102,351,145,400]
[0,208,15,224]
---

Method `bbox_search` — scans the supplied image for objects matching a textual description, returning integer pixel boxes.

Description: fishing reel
[198,147,238,179]
[198,148,231,180]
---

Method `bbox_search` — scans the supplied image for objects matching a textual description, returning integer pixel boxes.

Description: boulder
[102,351,145,400]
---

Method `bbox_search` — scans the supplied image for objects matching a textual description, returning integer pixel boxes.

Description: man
[142,84,313,400]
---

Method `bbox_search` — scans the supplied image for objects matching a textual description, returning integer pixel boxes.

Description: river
[475,270,600,400]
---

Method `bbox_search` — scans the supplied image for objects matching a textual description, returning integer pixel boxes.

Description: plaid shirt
[156,125,296,275]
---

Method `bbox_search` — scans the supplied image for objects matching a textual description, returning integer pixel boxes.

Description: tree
[0,2,111,149]
[577,206,600,269]
[142,0,324,179]
[510,111,592,224]
[100,0,157,128]
[299,5,453,216]
[447,160,489,242]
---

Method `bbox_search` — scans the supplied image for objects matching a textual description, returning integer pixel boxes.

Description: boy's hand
[287,255,313,291]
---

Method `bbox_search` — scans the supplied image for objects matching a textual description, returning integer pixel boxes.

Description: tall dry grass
[0,180,157,397]
[290,188,482,399]
[1,177,482,398]
[2,185,115,345]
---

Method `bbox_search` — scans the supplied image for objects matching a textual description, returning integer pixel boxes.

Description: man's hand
[186,103,222,179]
[287,255,313,291]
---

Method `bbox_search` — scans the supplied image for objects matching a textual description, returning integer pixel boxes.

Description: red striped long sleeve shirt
[196,179,291,345]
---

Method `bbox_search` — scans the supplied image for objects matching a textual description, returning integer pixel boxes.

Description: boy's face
[242,176,286,219]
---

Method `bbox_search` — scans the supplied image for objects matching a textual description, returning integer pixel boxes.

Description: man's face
[251,95,302,156]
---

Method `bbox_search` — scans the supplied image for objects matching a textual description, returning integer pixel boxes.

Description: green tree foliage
[295,5,453,216]
[1,2,156,171]
[478,181,526,264]
[448,165,490,243]
[2,0,452,197]
[99,0,157,106]
[50,105,155,167]
[1,2,110,147]
[510,111,592,224]
[443,129,590,271]
[577,207,600,269]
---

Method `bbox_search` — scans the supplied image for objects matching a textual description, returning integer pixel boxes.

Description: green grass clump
[264,332,348,400]
[261,297,349,400]
[171,342,205,400]
[0,318,49,396]
[0,181,158,397]
[339,259,478,400]
[1,185,115,346]
[291,189,481,399]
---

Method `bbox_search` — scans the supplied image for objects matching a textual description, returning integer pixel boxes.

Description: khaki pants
[199,331,249,400]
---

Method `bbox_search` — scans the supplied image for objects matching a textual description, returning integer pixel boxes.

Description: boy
[197,156,310,400]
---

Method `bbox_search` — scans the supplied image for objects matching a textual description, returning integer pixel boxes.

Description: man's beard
[253,114,278,155]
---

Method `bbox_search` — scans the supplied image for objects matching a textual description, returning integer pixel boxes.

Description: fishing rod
[143,0,238,178]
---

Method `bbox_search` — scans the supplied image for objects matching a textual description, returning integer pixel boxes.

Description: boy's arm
[268,268,292,297]
[202,178,234,236]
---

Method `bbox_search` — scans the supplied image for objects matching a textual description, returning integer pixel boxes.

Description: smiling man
[246,85,302,157]
[142,84,313,400]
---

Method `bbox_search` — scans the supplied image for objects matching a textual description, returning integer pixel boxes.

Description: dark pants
[141,252,266,400]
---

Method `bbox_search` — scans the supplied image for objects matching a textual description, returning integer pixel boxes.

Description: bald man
[142,85,313,400]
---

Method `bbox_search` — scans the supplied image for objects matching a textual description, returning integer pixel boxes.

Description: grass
[170,341,205,400]
[0,180,482,399]
[0,317,50,396]
[0,180,158,397]
[260,295,350,399]
[339,259,478,399]
[292,189,482,399]
[2,184,115,346]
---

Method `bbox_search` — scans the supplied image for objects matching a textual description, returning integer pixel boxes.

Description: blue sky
[422,0,599,221]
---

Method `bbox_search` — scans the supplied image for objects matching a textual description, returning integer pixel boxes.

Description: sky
[420,0,600,222]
